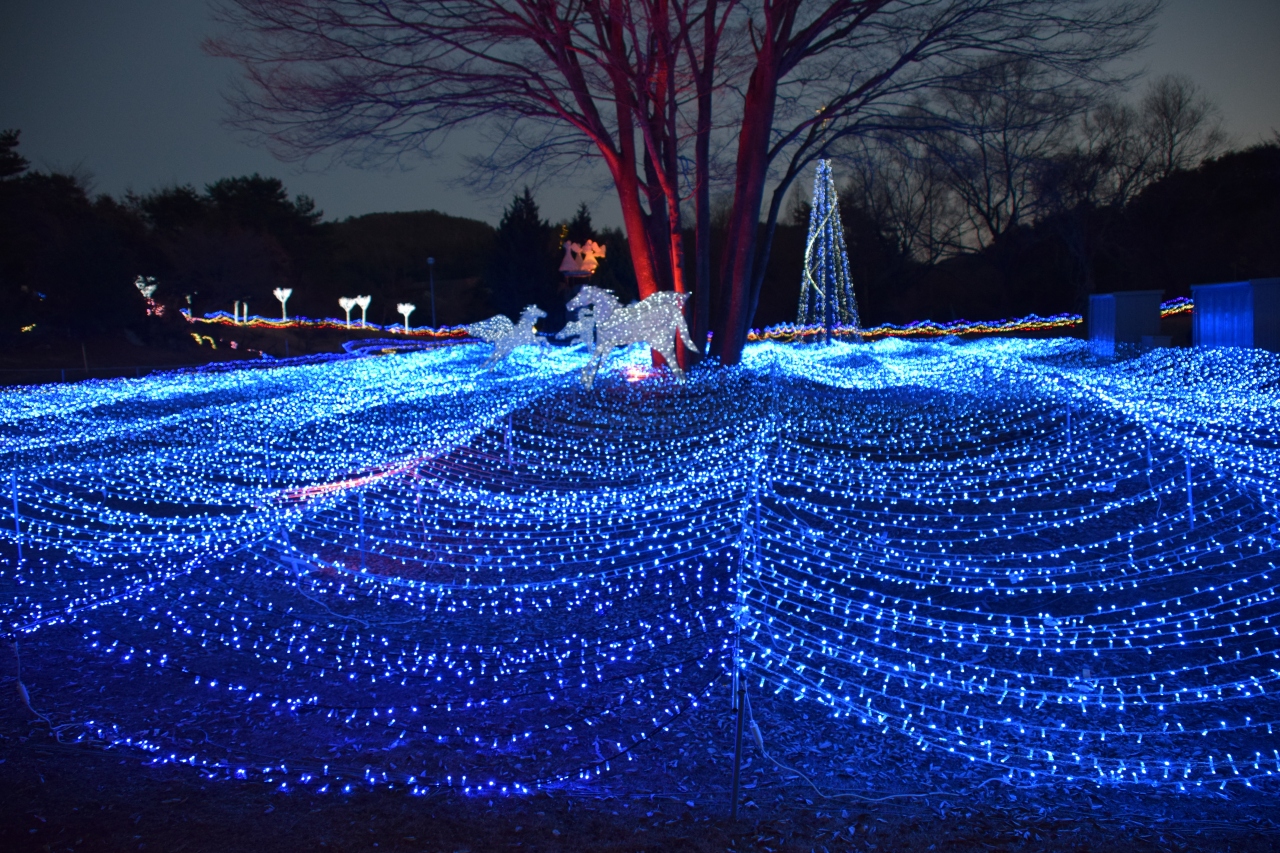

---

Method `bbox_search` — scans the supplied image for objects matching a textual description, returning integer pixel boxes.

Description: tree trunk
[714,56,779,365]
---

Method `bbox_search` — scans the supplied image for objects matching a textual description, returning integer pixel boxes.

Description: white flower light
[339,297,358,327]
[354,295,371,327]
[273,288,293,322]
[397,302,416,332]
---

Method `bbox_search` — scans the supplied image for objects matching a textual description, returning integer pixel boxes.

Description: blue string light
[2,337,1277,794]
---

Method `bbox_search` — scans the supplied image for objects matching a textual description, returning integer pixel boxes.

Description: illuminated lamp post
[397,302,416,332]
[339,297,357,327]
[273,288,293,322]
[354,295,371,327]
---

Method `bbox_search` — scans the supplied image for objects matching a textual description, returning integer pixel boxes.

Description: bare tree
[912,60,1087,252]
[1138,73,1228,181]
[1032,73,1226,303]
[1054,73,1227,211]
[840,136,961,268]
[210,0,1157,366]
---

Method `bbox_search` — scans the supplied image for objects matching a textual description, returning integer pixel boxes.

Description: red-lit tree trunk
[714,59,780,364]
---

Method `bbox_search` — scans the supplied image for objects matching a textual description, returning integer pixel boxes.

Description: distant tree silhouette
[327,210,495,326]
[486,188,560,326]
[128,175,324,316]
[565,203,594,246]
[0,130,30,179]
[0,133,147,339]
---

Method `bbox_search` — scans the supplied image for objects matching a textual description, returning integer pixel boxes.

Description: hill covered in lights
[2,337,1278,797]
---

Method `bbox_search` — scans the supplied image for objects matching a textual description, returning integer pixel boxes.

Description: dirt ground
[3,694,1278,853]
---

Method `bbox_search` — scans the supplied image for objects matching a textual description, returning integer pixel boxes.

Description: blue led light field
[2,338,1278,795]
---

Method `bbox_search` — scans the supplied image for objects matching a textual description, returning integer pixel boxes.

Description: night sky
[2,0,1278,229]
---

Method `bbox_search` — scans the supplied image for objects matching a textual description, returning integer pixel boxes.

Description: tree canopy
[211,0,1158,364]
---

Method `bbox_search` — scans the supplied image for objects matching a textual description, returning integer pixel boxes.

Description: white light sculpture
[465,305,547,367]
[559,240,607,277]
[134,275,158,299]
[273,287,293,321]
[556,305,595,347]
[397,302,416,332]
[338,297,357,327]
[354,295,371,327]
[565,285,697,387]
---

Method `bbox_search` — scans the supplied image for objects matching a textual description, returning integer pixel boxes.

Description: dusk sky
[2,0,1278,230]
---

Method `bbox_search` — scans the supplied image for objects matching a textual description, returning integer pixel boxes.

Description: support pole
[730,683,746,821]
[11,472,22,566]
[1186,457,1195,530]
[358,491,367,569]
[505,413,513,465]
[428,257,437,330]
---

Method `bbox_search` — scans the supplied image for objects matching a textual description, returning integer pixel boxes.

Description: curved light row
[742,340,1280,790]
[1,335,1277,795]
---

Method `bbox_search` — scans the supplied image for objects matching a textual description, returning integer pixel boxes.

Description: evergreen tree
[565,202,594,245]
[486,187,559,324]
[0,130,30,179]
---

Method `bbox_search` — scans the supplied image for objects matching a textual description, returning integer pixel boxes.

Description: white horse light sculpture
[565,285,697,388]
[555,305,595,347]
[339,296,357,327]
[466,305,548,368]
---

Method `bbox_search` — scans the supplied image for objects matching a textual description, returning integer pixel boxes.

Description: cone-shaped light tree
[797,161,859,342]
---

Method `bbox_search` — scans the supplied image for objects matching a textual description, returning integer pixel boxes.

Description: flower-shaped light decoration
[397,302,416,332]
[354,295,371,327]
[338,297,358,327]
[273,288,293,322]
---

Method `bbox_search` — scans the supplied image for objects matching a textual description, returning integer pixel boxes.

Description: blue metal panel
[1088,294,1115,357]
[1191,281,1252,348]
[1250,278,1280,352]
